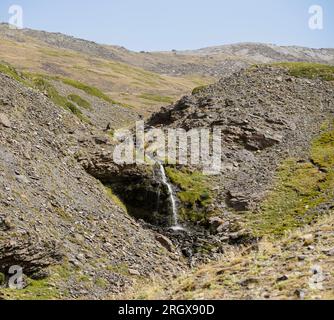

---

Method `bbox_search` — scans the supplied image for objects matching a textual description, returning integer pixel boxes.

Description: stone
[276,275,289,282]
[295,289,305,299]
[208,217,224,233]
[0,113,11,128]
[128,269,141,276]
[16,175,29,184]
[93,136,109,145]
[155,234,174,252]
[302,234,314,246]
[227,191,251,211]
[323,248,334,257]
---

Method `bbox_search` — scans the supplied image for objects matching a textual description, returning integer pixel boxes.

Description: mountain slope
[0,72,186,299]
[1,24,334,115]
[0,24,211,115]
[3,24,334,77]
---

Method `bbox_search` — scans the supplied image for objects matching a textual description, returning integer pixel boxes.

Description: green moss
[58,77,132,108]
[139,93,174,104]
[311,129,334,168]
[32,76,67,106]
[105,185,128,213]
[6,279,60,300]
[60,78,110,102]
[68,94,92,110]
[272,62,334,81]
[166,167,213,222]
[246,121,334,237]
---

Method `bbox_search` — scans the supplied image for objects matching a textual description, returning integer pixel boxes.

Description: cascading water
[158,163,184,231]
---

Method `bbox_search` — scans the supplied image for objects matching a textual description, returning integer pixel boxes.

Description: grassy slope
[138,213,334,300]
[0,37,212,114]
[244,121,334,237]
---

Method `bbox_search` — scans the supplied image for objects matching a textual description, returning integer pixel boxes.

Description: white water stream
[158,163,184,231]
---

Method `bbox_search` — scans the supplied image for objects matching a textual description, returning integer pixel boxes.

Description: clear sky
[0,0,333,51]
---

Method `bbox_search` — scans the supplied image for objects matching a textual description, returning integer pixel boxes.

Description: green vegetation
[273,62,334,81]
[106,263,129,276]
[0,62,28,85]
[0,265,72,300]
[60,78,113,103]
[68,94,92,110]
[0,63,97,122]
[31,76,90,123]
[2,278,61,300]
[139,93,174,104]
[60,77,132,108]
[192,85,208,95]
[246,121,334,237]
[105,185,128,213]
[166,167,213,222]
[32,76,68,107]
[95,277,109,289]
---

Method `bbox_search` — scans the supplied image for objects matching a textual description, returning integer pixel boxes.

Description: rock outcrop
[148,66,334,212]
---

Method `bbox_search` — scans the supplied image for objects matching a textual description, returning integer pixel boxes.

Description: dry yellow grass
[130,213,334,300]
[0,37,212,115]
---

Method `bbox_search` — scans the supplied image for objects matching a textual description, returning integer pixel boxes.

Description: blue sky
[0,0,333,51]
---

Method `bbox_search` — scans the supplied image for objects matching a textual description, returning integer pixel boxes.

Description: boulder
[155,234,174,252]
[0,113,11,128]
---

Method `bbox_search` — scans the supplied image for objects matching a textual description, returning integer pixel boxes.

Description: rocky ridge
[1,24,334,78]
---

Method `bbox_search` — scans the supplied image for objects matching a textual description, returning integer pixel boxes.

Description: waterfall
[158,163,184,231]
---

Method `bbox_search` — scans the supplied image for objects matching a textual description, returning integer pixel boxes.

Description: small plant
[105,185,128,213]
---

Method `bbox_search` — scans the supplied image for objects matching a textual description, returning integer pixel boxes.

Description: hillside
[0,23,211,115]
[0,61,333,300]
[0,24,334,301]
[1,24,334,115]
[3,24,334,77]
[0,72,187,300]
[137,213,334,300]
